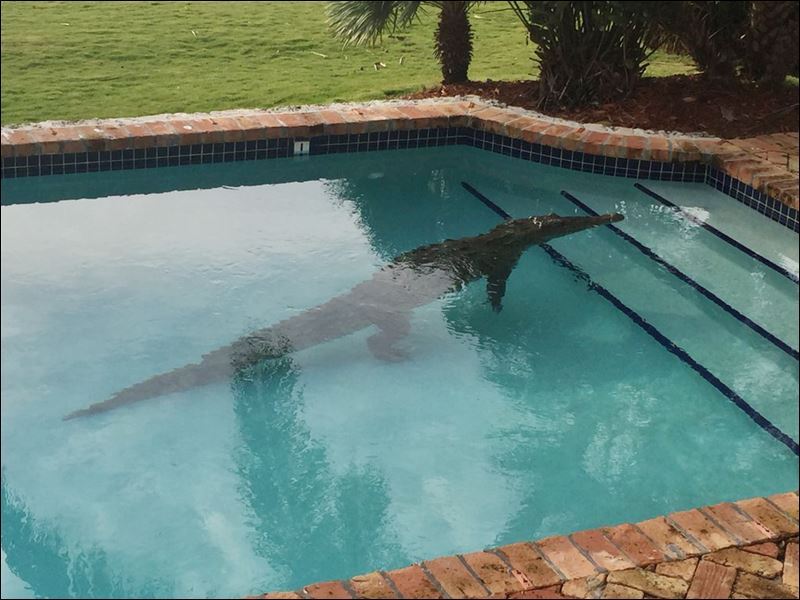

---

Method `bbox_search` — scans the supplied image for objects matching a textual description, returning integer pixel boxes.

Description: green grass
[0,1,696,126]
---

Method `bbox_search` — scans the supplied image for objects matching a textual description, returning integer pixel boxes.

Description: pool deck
[2,99,798,599]
[1,98,798,214]
[248,491,799,599]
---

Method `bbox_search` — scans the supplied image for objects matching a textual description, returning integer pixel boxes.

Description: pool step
[539,187,800,447]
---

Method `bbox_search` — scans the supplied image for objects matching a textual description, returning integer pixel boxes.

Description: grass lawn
[0,1,696,126]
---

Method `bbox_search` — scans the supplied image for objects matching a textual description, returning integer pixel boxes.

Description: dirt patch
[405,75,799,138]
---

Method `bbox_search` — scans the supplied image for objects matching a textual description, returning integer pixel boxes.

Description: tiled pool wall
[706,166,798,230]
[1,101,798,232]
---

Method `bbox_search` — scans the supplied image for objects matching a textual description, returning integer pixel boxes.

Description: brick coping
[0,96,719,136]
[1,99,798,214]
[248,491,799,599]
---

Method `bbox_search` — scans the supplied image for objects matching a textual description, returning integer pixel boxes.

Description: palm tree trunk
[435,1,473,84]
[744,0,799,84]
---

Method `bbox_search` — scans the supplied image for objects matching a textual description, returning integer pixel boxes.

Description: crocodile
[64,211,622,420]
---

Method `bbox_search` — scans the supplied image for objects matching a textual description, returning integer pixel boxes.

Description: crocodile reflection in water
[64,212,623,420]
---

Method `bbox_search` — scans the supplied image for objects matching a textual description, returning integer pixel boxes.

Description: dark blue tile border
[2,127,796,232]
[464,128,707,184]
[1,138,293,179]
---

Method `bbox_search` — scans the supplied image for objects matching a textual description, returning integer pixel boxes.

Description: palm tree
[327,1,477,84]
[743,0,799,84]
[650,1,750,82]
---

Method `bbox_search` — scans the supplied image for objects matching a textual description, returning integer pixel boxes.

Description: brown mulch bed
[405,75,799,139]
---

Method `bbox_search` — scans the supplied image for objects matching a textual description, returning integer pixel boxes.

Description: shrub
[508,1,656,108]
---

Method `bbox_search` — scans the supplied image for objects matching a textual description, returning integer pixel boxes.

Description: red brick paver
[495,543,562,589]
[461,551,524,596]
[384,565,442,599]
[737,498,799,538]
[668,509,737,552]
[303,580,353,599]
[655,558,699,582]
[571,529,636,571]
[771,493,800,521]
[785,542,799,589]
[685,560,736,599]
[743,541,780,558]
[423,555,488,599]
[702,502,774,545]
[635,517,704,559]
[602,523,666,566]
[349,572,397,599]
[535,536,599,580]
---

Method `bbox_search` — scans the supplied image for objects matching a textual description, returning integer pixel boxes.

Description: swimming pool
[1,144,798,598]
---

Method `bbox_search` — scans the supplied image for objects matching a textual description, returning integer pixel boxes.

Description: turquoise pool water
[1,147,798,598]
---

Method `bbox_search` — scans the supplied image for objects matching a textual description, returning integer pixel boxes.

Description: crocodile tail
[63,358,234,421]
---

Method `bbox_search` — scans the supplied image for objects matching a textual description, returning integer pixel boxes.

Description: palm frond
[396,1,425,29]
[327,1,424,46]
